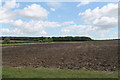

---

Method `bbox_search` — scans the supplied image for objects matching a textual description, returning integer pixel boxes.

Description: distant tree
[42,37,53,42]
[80,37,93,41]
[38,40,43,42]
[3,38,10,44]
[1,36,92,43]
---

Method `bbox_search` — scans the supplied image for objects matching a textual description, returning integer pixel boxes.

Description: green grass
[2,66,118,78]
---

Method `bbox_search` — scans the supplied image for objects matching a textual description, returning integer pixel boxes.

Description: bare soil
[2,40,118,71]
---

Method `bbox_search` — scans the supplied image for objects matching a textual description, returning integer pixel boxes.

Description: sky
[0,0,118,40]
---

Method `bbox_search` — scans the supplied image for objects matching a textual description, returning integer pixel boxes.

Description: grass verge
[2,66,118,78]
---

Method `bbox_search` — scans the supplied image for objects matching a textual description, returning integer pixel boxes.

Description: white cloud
[62,21,75,25]
[60,25,96,35]
[38,21,74,28]
[61,29,70,34]
[39,21,61,28]
[0,8,13,24]
[62,3,118,37]
[79,3,118,30]
[46,2,61,8]
[0,28,23,35]
[0,0,19,24]
[1,19,75,36]
[18,4,49,20]
[11,20,47,35]
[1,1,75,36]
[77,3,118,38]
[0,2,49,24]
[93,17,117,29]
[4,0,19,9]
[76,1,90,7]
[62,3,118,38]
[50,8,56,11]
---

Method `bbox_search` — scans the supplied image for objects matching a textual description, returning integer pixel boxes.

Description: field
[2,40,118,78]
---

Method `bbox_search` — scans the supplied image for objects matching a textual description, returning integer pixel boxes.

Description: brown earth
[2,40,118,71]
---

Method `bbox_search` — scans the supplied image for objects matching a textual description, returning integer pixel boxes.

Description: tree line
[1,36,93,44]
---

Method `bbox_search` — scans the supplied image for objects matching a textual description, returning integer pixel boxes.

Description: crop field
[2,40,119,78]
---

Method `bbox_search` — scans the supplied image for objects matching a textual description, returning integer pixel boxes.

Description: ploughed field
[2,40,118,71]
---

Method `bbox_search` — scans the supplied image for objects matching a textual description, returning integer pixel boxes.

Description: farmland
[2,40,118,78]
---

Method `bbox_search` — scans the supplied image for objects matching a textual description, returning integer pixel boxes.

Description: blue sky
[0,1,118,40]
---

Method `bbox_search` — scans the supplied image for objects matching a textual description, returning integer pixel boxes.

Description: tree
[3,38,10,44]
[42,37,53,42]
